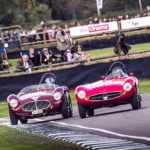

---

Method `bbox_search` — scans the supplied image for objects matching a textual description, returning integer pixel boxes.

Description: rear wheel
[87,108,94,117]
[77,102,87,118]
[20,119,28,124]
[131,89,142,110]
[9,108,18,125]
[61,93,69,119]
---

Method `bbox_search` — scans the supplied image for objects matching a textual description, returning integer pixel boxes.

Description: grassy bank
[0,126,87,150]
[1,79,150,118]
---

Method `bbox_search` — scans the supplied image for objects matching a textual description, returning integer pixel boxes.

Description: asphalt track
[1,93,150,149]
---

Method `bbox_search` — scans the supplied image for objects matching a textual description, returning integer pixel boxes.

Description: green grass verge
[0,102,9,118]
[85,43,150,58]
[0,126,87,150]
[1,79,150,118]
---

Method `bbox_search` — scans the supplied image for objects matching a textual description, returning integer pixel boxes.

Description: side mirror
[101,75,106,80]
[129,72,134,76]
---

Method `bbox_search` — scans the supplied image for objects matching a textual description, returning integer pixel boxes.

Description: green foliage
[0,0,150,28]
[0,0,17,26]
[0,0,51,28]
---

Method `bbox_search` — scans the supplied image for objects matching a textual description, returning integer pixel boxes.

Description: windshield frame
[18,83,59,96]
[106,67,128,79]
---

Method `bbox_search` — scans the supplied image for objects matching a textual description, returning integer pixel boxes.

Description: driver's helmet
[45,77,55,84]
[112,68,122,78]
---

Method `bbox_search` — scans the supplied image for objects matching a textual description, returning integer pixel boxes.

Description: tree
[0,0,17,26]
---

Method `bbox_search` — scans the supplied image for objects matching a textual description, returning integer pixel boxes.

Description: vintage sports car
[7,73,73,125]
[75,62,142,118]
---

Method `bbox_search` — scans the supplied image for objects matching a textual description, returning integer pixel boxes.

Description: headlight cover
[53,92,62,101]
[9,99,18,108]
[77,90,86,99]
[123,83,132,91]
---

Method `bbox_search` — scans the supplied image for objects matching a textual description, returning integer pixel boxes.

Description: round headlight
[123,83,132,91]
[53,92,62,101]
[77,90,86,99]
[9,99,18,108]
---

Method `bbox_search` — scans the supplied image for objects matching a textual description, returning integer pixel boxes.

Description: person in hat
[41,48,58,65]
[65,29,75,51]
[56,27,68,61]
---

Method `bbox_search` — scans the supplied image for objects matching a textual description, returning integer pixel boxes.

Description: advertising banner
[121,16,150,30]
[70,22,118,37]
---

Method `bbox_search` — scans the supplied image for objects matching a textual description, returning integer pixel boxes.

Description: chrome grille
[89,92,122,101]
[23,100,50,111]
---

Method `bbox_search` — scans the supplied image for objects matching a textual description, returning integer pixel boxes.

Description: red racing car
[75,62,142,118]
[7,73,73,125]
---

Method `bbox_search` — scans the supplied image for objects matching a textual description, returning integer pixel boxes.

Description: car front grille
[23,100,50,111]
[88,92,122,101]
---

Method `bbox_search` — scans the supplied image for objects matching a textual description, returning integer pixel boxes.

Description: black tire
[131,89,142,110]
[61,93,69,119]
[20,119,28,124]
[87,108,94,117]
[77,101,87,118]
[66,92,73,117]
[9,107,18,125]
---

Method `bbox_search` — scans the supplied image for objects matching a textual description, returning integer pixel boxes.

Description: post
[96,0,103,16]
[97,8,100,16]
[139,0,143,13]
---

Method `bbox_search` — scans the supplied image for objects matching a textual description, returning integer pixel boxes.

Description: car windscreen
[106,68,128,79]
[18,83,59,95]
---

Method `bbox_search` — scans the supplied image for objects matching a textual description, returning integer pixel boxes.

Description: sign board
[70,21,118,37]
[121,16,150,30]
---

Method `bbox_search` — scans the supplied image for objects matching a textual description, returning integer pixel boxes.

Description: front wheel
[77,102,87,118]
[87,108,94,117]
[61,93,69,119]
[131,89,142,110]
[20,119,28,124]
[9,107,18,125]
[66,92,73,117]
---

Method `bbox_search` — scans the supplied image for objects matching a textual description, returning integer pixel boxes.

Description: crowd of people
[2,12,150,44]
[0,27,90,72]
[1,12,150,72]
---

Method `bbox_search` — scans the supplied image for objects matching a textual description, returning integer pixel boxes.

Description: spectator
[2,58,12,71]
[0,53,3,71]
[31,28,37,42]
[93,18,99,24]
[17,55,33,72]
[41,48,57,65]
[43,26,49,41]
[47,27,55,40]
[0,50,12,71]
[65,29,75,51]
[56,27,68,61]
[64,49,73,62]
[29,48,41,66]
[114,31,131,56]
[89,21,93,25]
[37,27,44,41]
[27,30,33,43]
[74,44,87,60]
